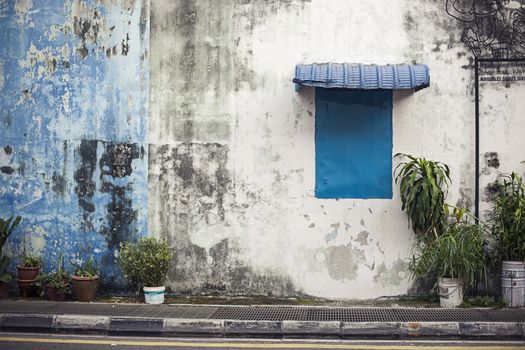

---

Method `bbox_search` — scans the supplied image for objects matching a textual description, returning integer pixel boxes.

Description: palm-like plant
[394,154,450,241]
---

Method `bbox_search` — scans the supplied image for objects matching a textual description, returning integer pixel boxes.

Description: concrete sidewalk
[0,300,524,339]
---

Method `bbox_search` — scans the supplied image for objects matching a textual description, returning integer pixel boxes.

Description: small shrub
[117,237,172,289]
[490,172,525,261]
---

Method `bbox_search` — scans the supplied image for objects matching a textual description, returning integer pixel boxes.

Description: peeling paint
[14,0,33,25]
[354,231,369,246]
[373,258,409,287]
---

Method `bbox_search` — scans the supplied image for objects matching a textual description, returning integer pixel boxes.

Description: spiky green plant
[70,255,100,279]
[41,253,69,293]
[490,172,525,261]
[0,216,21,252]
[409,216,487,290]
[394,154,451,240]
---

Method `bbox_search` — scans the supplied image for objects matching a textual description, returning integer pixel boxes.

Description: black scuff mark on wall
[51,173,67,195]
[485,180,503,202]
[485,152,500,169]
[121,33,130,56]
[0,166,14,174]
[456,187,473,210]
[99,143,143,178]
[100,182,138,248]
[99,142,143,248]
[17,161,25,176]
[74,140,98,229]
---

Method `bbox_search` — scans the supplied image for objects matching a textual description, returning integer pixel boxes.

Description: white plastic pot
[502,261,525,307]
[438,278,463,308]
[143,286,165,304]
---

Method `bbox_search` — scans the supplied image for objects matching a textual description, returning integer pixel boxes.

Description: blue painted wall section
[0,0,149,292]
[315,88,393,199]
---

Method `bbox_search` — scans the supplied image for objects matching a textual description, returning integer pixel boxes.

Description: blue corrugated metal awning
[293,63,430,91]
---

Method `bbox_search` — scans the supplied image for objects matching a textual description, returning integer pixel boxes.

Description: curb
[1,314,524,339]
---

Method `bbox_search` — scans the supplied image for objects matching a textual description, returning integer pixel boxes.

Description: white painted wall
[148,0,524,299]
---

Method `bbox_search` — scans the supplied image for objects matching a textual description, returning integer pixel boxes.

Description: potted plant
[41,254,69,301]
[17,255,42,280]
[410,210,487,307]
[394,153,451,241]
[70,255,100,302]
[117,237,172,304]
[0,215,21,298]
[489,172,525,307]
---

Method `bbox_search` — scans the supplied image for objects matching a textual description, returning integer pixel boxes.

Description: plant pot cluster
[397,154,525,308]
[2,252,100,302]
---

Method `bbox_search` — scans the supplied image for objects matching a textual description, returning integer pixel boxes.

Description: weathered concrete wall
[0,0,149,291]
[149,0,525,299]
[2,0,524,299]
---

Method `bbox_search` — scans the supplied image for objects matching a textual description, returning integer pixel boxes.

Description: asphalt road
[0,333,525,350]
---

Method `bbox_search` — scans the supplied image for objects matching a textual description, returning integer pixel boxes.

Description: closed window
[315,88,393,199]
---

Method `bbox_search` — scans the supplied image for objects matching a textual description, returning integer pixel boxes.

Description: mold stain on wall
[149,0,320,296]
[0,0,149,290]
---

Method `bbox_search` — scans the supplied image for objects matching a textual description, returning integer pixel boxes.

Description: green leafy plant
[117,237,172,288]
[409,213,487,290]
[394,153,451,240]
[490,172,525,261]
[70,255,100,278]
[21,255,42,267]
[0,256,11,283]
[41,254,69,292]
[0,216,21,252]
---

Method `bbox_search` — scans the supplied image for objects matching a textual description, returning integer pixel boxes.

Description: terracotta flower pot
[71,275,99,302]
[45,284,67,301]
[17,266,41,280]
[0,282,9,298]
[17,279,37,298]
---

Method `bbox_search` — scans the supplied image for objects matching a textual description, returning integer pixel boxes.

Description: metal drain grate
[210,306,525,322]
[128,305,219,319]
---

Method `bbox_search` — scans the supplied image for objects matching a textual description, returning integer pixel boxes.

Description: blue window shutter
[315,88,393,199]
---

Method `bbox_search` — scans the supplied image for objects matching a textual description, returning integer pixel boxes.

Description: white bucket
[502,277,525,307]
[502,261,525,279]
[438,278,464,308]
[143,286,165,304]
